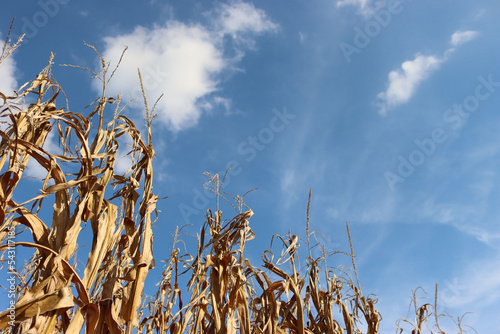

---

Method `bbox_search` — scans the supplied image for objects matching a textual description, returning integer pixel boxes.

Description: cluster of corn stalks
[0,30,157,333]
[137,181,382,334]
[0,29,472,334]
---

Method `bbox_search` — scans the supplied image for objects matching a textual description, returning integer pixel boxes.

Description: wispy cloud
[298,32,307,44]
[460,225,500,246]
[375,251,500,333]
[420,194,500,247]
[377,29,479,115]
[336,0,381,17]
[450,30,479,47]
[96,1,277,132]
[440,254,500,308]
[280,168,297,204]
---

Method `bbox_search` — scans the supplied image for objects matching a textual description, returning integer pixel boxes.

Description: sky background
[1,0,500,332]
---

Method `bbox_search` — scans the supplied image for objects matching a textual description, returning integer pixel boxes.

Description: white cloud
[97,2,277,133]
[114,135,134,175]
[98,23,224,132]
[377,29,480,115]
[377,54,443,115]
[216,1,278,37]
[336,0,385,18]
[444,30,480,57]
[0,41,18,133]
[450,30,479,47]
[0,44,18,97]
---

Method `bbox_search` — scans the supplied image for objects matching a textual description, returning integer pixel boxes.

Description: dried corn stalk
[139,179,383,334]
[0,39,157,333]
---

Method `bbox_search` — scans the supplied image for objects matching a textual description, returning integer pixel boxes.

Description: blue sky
[1,0,500,332]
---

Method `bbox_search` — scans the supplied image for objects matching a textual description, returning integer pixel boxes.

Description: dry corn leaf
[0,287,73,329]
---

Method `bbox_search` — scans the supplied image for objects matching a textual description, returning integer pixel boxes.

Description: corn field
[0,30,472,334]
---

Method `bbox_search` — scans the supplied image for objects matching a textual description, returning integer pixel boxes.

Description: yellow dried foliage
[0,32,156,333]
